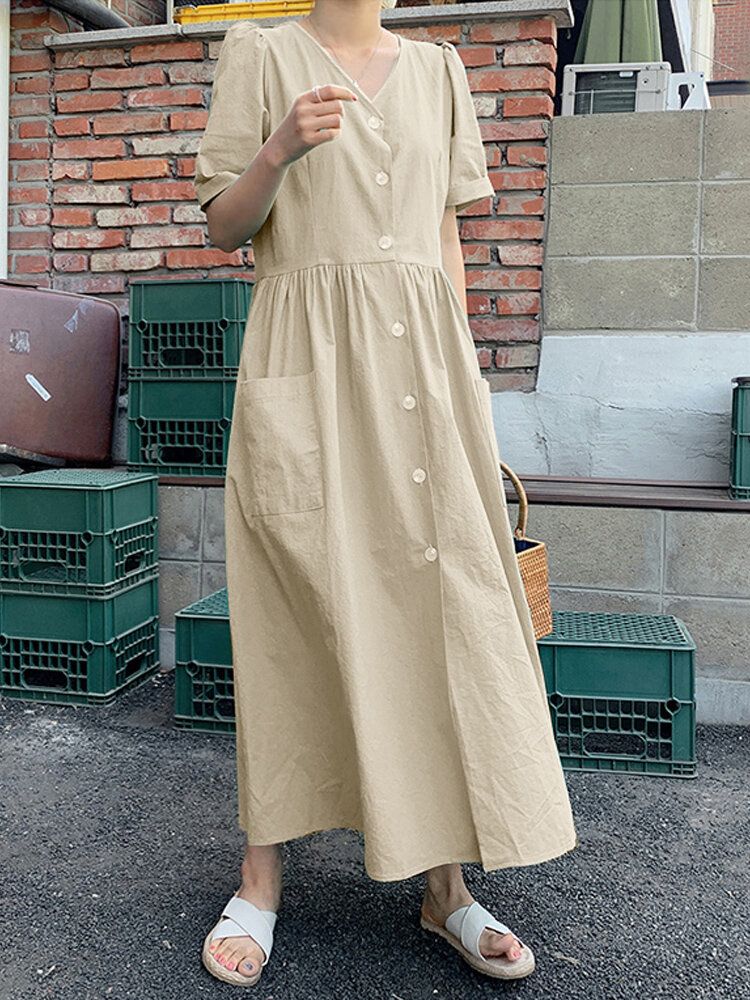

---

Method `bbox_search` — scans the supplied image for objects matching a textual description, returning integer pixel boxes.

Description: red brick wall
[712,0,750,80]
[111,0,167,28]
[11,13,559,391]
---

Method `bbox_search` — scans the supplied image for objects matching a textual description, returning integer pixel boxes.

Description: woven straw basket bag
[499,460,553,640]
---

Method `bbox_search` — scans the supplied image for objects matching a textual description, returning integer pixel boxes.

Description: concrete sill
[44,0,573,49]
[505,475,750,512]
[150,469,749,512]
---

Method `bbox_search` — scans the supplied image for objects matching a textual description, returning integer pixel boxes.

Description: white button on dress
[424,545,438,562]
[375,171,389,185]
[378,235,393,250]
[402,394,416,410]
[391,321,405,337]
[412,467,427,483]
[367,114,381,129]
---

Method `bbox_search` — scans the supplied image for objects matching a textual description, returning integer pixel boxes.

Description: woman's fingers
[276,84,358,162]
[306,83,359,106]
[310,113,348,140]
[302,85,358,142]
[309,98,347,121]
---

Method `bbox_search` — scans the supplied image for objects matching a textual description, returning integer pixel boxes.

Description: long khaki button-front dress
[194,18,579,882]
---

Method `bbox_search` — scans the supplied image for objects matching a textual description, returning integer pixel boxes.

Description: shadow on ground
[1,671,747,1000]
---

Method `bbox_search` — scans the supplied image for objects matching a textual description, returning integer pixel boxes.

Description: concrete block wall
[157,484,226,669]
[493,107,750,481]
[544,108,750,333]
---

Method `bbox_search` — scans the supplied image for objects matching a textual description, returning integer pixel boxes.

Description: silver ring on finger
[312,84,322,103]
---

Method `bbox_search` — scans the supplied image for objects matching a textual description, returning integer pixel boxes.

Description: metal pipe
[45,0,129,30]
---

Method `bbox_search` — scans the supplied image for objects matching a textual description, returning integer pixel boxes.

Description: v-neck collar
[291,18,403,109]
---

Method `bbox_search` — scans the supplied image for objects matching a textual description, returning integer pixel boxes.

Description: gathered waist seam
[254,259,444,281]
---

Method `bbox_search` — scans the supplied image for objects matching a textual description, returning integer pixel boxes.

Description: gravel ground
[1,671,748,1000]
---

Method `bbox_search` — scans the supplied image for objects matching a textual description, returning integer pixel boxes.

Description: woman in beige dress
[193,0,578,987]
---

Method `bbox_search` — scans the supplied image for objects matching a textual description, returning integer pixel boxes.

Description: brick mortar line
[659,508,666,613]
[548,178,750,187]
[550,582,750,604]
[544,253,750,260]
[694,112,707,327]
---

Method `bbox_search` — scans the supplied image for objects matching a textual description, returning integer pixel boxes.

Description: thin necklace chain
[302,18,385,87]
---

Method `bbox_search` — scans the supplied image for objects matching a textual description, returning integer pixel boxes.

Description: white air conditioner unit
[561,62,672,116]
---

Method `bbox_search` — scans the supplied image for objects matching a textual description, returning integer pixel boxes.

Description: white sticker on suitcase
[64,298,95,334]
[25,373,52,401]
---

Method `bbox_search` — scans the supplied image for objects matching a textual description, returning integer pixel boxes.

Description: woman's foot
[208,842,283,978]
[421,863,523,962]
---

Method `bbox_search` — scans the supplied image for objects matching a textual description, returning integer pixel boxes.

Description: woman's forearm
[204,134,290,253]
[203,83,359,253]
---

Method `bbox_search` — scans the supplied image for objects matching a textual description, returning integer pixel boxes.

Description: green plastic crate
[538,610,697,778]
[0,616,159,705]
[127,378,235,477]
[0,573,158,644]
[729,430,750,499]
[174,588,235,733]
[730,376,750,435]
[0,469,157,534]
[0,518,158,595]
[0,469,159,594]
[129,278,252,378]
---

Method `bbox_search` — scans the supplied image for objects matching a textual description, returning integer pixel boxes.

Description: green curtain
[574,0,663,63]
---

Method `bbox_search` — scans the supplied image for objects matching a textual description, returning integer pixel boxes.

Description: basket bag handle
[499,460,529,540]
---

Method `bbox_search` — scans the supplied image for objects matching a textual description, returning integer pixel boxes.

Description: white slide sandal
[202,893,278,987]
[420,900,536,979]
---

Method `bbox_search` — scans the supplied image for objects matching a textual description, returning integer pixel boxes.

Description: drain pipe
[46,0,130,30]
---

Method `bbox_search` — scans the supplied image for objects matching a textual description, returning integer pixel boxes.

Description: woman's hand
[268,84,359,167]
[205,84,357,252]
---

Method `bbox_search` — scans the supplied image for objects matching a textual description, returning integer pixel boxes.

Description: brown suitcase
[0,280,121,464]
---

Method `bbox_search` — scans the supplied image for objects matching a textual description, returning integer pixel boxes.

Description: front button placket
[360,97,440,575]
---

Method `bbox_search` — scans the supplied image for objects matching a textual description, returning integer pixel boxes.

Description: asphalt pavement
[1,671,747,1000]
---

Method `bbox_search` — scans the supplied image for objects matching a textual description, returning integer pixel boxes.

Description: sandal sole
[420,916,536,980]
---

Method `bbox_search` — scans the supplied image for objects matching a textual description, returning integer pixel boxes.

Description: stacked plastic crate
[0,469,160,704]
[729,375,750,500]
[127,278,252,478]
[174,588,234,733]
[538,610,697,777]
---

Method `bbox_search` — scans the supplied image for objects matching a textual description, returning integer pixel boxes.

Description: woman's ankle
[240,843,283,901]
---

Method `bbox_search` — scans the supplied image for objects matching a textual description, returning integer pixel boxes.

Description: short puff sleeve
[194,24,270,212]
[440,41,495,213]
